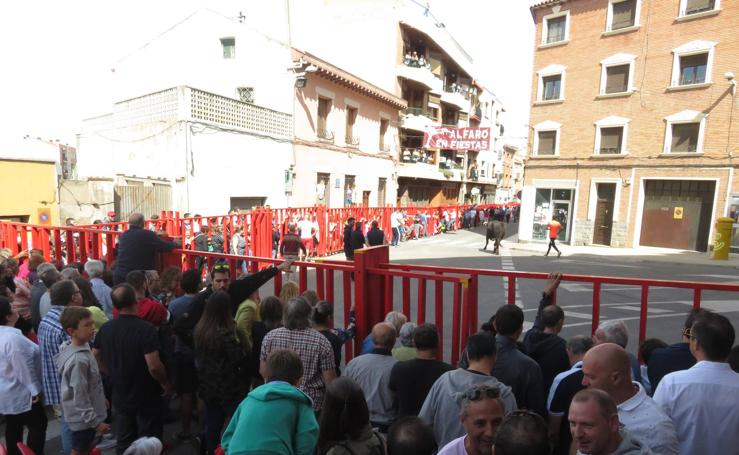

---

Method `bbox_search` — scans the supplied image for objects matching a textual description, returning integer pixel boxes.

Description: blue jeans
[60,414,74,455]
[391,227,399,245]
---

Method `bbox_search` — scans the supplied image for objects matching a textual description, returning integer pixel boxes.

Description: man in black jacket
[113,213,179,284]
[522,272,570,395]
[366,220,386,246]
[343,217,356,260]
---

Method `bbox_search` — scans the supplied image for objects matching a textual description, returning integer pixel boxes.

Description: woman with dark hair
[317,377,384,455]
[0,296,48,455]
[313,301,356,376]
[159,266,182,306]
[250,296,283,387]
[194,291,248,455]
[72,277,108,329]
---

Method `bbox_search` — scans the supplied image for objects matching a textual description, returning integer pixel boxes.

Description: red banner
[423,127,491,151]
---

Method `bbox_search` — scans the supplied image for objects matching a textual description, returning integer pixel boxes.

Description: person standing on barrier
[113,213,179,285]
[544,216,562,258]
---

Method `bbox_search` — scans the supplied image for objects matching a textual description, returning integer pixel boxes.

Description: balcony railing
[345,135,360,147]
[403,107,430,117]
[317,128,334,142]
[401,148,436,165]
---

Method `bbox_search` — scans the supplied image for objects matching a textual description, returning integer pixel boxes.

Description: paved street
[378,223,739,354]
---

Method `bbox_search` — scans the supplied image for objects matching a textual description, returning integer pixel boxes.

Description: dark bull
[483,221,505,255]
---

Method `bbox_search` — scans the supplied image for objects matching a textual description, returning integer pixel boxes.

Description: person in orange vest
[545,216,562,257]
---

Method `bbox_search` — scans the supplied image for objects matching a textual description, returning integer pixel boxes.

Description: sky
[0,0,536,148]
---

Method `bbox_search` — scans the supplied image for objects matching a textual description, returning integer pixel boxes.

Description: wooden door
[593,183,616,245]
[362,191,371,207]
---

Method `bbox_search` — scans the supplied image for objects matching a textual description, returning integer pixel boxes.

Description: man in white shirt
[297,216,314,260]
[438,384,504,455]
[582,343,678,455]
[653,311,739,455]
[390,210,402,246]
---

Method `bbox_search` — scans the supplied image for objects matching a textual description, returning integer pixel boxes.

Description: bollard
[712,217,734,260]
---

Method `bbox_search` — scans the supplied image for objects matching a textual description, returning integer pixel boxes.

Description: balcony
[401,148,436,165]
[345,135,360,148]
[397,63,443,93]
[317,128,335,143]
[397,148,443,180]
[441,84,471,112]
[400,107,434,132]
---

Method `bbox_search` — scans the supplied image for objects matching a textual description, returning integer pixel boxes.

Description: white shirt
[653,361,739,455]
[437,435,468,455]
[298,220,313,239]
[391,212,402,228]
[0,326,42,414]
[618,382,678,455]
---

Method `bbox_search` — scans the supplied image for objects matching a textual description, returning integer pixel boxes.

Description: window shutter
[611,0,636,29]
[605,65,629,93]
[429,56,442,76]
[599,127,623,154]
[537,131,557,155]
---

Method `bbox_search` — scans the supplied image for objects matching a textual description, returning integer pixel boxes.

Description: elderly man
[260,297,336,412]
[387,417,437,455]
[547,335,593,455]
[582,343,678,455]
[359,310,407,355]
[84,259,113,318]
[593,320,641,385]
[31,263,59,329]
[344,322,399,431]
[393,322,417,361]
[653,311,739,454]
[420,332,517,447]
[438,384,505,455]
[491,409,550,455]
[569,389,652,455]
[113,213,179,285]
[492,304,546,417]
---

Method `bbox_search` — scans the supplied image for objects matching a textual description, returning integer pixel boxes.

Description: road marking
[562,311,599,319]
[500,247,523,308]
[563,307,739,328]
[611,305,673,314]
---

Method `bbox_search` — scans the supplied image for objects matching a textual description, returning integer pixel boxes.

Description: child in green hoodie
[56,307,110,455]
[222,349,318,455]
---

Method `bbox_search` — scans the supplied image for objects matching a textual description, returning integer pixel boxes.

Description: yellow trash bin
[712,217,734,260]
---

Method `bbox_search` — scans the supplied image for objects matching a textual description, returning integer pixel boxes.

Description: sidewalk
[507,241,739,269]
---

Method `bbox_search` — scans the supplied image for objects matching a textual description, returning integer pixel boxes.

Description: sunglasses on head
[464,387,500,401]
[213,263,230,272]
[682,327,694,339]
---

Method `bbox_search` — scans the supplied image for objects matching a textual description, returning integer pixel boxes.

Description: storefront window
[532,187,574,242]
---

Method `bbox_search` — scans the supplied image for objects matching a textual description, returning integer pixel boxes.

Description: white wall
[518,185,535,241]
[111,10,295,114]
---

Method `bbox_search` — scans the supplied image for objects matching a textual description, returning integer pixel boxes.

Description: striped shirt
[38,306,70,406]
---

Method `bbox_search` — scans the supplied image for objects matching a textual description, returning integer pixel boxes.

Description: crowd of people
[2,213,738,455]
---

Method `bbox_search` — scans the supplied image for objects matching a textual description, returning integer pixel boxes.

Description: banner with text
[423,127,491,151]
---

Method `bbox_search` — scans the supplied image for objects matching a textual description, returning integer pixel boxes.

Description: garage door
[639,180,715,251]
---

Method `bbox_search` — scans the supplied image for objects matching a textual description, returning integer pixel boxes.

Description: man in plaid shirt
[38,279,83,454]
[260,297,336,411]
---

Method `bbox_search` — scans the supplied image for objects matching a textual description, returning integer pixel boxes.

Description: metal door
[593,183,616,245]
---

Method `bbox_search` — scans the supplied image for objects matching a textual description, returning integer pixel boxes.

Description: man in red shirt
[546,217,563,258]
[113,270,169,326]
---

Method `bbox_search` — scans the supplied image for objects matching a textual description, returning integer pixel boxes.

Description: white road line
[611,305,673,314]
[563,307,739,328]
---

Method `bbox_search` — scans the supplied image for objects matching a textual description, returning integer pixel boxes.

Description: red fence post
[353,245,390,354]
[435,272,443,360]
[402,277,411,318]
[417,279,427,324]
[451,281,463,367]
[639,285,649,347]
[692,288,702,310]
[461,278,471,357]
[507,275,516,305]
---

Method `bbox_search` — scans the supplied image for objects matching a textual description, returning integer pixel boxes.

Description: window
[680,0,719,16]
[543,13,568,44]
[317,97,332,140]
[379,118,389,150]
[537,131,557,155]
[542,75,562,101]
[345,106,358,146]
[671,41,716,87]
[599,54,635,95]
[537,64,566,102]
[664,110,708,154]
[607,0,639,31]
[594,116,629,155]
[680,54,708,85]
[220,37,235,59]
[533,121,561,157]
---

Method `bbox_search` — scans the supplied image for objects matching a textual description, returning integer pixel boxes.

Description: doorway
[593,183,616,245]
[362,191,371,206]
[316,173,330,206]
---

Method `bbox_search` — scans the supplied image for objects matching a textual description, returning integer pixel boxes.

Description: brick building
[519,0,739,251]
